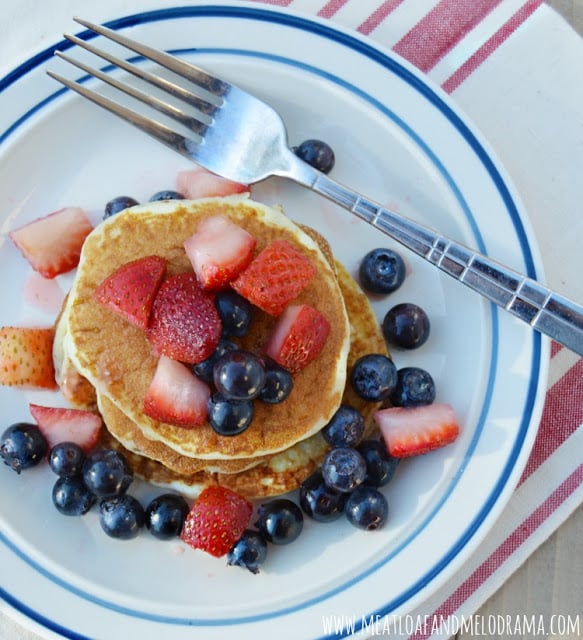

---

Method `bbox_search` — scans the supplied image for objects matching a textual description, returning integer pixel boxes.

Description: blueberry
[99,494,145,540]
[255,499,303,545]
[104,195,139,218]
[293,139,335,174]
[227,529,268,574]
[213,350,266,401]
[299,470,347,522]
[215,290,253,338]
[357,439,398,488]
[345,486,389,531]
[391,366,436,407]
[192,339,238,383]
[48,442,86,478]
[0,422,48,473]
[145,493,190,540]
[350,353,397,402]
[52,476,96,516]
[321,405,365,448]
[259,360,293,404]
[82,449,133,498]
[359,248,406,294]
[148,190,185,202]
[207,393,254,436]
[321,447,367,493]
[382,303,430,349]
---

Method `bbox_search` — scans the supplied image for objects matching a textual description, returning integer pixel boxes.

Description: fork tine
[63,32,217,117]
[73,17,229,104]
[54,50,209,136]
[47,69,202,160]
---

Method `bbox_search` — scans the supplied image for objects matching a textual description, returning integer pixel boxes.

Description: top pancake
[63,195,350,460]
[95,259,388,499]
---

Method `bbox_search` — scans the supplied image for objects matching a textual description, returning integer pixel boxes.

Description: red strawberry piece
[144,355,210,428]
[0,327,57,390]
[29,403,102,453]
[264,304,330,374]
[184,215,256,291]
[231,239,317,316]
[93,255,167,329]
[9,207,93,279]
[375,403,460,458]
[176,166,248,199]
[180,485,252,557]
[146,272,222,364]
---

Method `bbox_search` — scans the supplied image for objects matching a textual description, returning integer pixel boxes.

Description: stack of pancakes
[53,194,387,498]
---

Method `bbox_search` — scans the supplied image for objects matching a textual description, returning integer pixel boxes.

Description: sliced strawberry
[180,485,252,557]
[231,239,316,316]
[176,166,248,199]
[146,272,222,364]
[9,207,93,279]
[375,403,460,458]
[93,255,167,329]
[184,215,256,290]
[29,403,102,453]
[264,304,330,374]
[144,355,210,428]
[0,327,57,390]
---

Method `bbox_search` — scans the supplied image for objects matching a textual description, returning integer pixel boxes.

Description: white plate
[0,3,548,639]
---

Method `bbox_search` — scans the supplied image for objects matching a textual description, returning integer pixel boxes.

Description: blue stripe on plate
[0,4,542,636]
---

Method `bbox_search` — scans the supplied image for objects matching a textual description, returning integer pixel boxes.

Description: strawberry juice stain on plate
[23,271,65,314]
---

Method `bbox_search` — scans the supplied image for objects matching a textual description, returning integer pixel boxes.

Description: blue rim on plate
[0,5,543,639]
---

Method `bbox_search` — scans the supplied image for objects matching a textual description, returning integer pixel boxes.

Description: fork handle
[308,172,583,356]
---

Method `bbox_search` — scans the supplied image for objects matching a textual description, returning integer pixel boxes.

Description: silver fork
[47,17,583,356]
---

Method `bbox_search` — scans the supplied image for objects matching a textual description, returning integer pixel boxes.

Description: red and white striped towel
[253,0,582,634]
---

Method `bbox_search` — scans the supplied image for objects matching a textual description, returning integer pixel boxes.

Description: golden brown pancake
[53,223,336,416]
[62,195,350,459]
[96,261,387,498]
[53,296,97,410]
[97,394,267,474]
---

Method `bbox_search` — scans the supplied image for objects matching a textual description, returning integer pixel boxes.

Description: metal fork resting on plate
[47,17,583,356]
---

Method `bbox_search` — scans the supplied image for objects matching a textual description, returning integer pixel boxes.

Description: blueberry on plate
[357,439,398,488]
[321,404,365,448]
[293,139,335,174]
[213,350,266,401]
[215,290,253,338]
[321,447,367,493]
[391,366,436,407]
[359,248,406,295]
[350,353,397,402]
[382,302,430,349]
[104,195,139,219]
[148,190,185,202]
[259,360,293,404]
[145,493,190,540]
[345,486,389,531]
[227,529,268,574]
[192,338,238,383]
[299,470,347,522]
[255,498,303,545]
[82,449,133,498]
[48,442,86,478]
[0,422,48,473]
[207,393,254,436]
[52,476,96,516]
[99,494,145,540]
